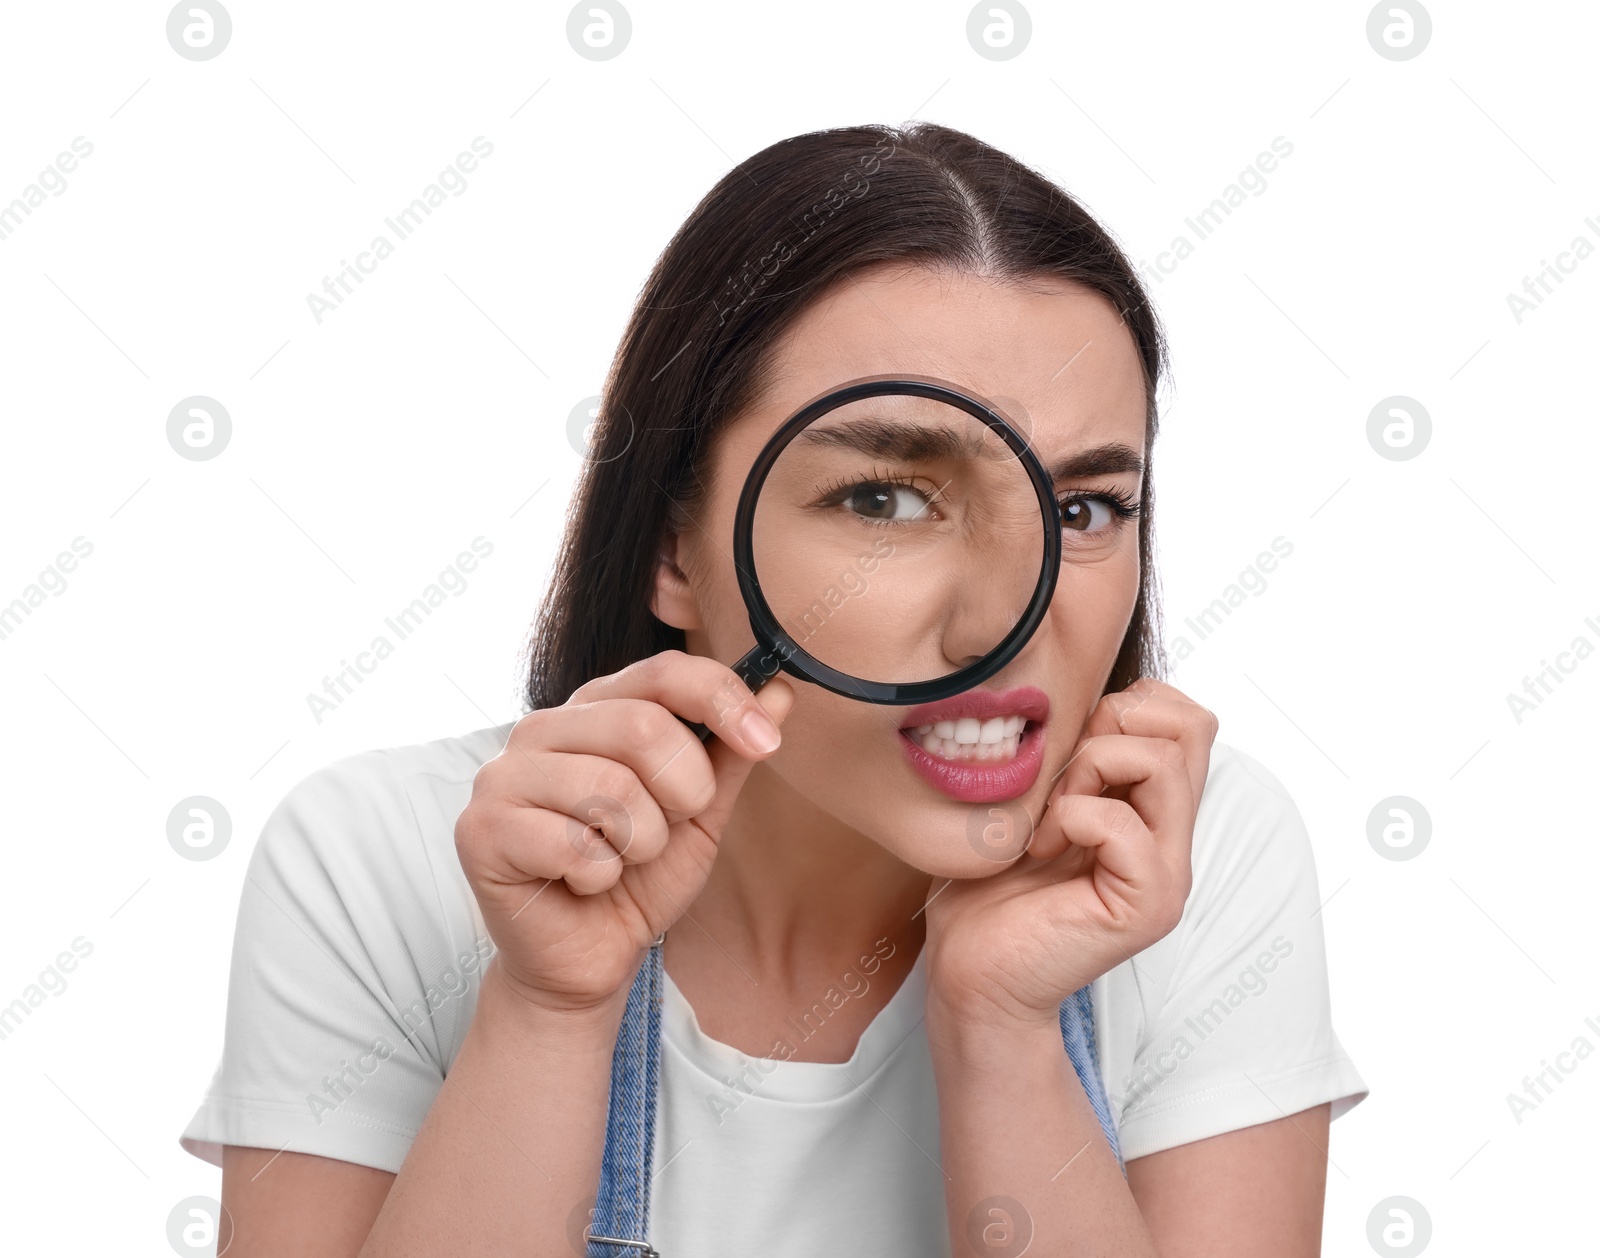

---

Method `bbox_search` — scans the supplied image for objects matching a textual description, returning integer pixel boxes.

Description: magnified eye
[1060,494,1118,534]
[840,480,939,523]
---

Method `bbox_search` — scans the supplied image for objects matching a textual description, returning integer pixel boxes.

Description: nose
[936,546,1041,670]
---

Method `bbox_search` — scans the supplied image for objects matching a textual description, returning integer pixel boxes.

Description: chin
[872,805,1038,881]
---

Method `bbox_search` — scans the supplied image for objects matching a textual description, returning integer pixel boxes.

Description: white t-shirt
[180,723,1367,1254]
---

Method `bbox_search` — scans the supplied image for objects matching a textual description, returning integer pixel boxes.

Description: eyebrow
[796,419,1144,481]
[1045,442,1144,482]
[797,417,984,463]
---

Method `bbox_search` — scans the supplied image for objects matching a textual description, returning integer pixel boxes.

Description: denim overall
[584,940,1124,1256]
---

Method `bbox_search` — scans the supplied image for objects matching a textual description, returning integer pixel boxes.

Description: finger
[1046,734,1193,866]
[460,800,627,898]
[613,678,797,926]
[1083,680,1218,804]
[567,649,785,759]
[508,699,719,822]
[529,752,672,867]
[1037,793,1174,913]
[689,676,796,842]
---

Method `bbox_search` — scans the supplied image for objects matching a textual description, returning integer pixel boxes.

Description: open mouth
[902,714,1032,763]
[894,686,1050,803]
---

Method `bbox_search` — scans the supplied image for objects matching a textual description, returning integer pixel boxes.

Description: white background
[1,1,1595,1254]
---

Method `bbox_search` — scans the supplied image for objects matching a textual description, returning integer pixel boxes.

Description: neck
[684,758,932,984]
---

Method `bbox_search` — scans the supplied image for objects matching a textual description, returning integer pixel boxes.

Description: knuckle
[565,676,601,705]
[465,757,502,801]
[1067,735,1109,771]
[614,700,667,750]
[469,744,553,807]
[630,811,672,860]
[706,673,752,728]
[686,768,717,815]
[1098,797,1137,838]
[636,649,682,684]
[591,761,644,815]
[453,804,488,857]
[662,750,716,814]
[1151,740,1187,771]
[1153,894,1185,937]
[511,708,551,740]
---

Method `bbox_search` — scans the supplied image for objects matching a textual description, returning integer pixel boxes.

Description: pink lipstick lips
[896,685,1049,803]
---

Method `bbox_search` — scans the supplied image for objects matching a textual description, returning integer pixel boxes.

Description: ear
[649,530,703,631]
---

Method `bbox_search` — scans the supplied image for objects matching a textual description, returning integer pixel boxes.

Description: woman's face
[660,263,1150,878]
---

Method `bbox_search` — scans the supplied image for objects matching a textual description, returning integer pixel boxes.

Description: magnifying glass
[686,376,1062,743]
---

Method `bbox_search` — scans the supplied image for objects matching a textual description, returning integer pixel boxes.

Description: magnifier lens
[748,391,1045,688]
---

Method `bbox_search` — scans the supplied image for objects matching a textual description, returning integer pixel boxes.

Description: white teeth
[906,715,1029,762]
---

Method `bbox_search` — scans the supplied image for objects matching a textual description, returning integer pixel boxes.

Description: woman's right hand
[455,649,794,1016]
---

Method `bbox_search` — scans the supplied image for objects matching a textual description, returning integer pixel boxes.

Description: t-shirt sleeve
[179,749,489,1174]
[1112,742,1368,1161]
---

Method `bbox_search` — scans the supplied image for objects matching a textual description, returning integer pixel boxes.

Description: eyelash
[812,468,941,513]
[810,471,1143,529]
[1059,485,1143,524]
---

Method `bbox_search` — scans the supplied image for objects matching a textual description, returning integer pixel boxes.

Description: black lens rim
[730,376,1063,705]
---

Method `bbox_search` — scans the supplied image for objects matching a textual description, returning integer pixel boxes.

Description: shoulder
[1188,741,1319,907]
[236,719,518,1059]
[1096,739,1318,1021]
[181,721,518,1172]
[1092,739,1368,1155]
[254,720,515,895]
[1151,739,1325,997]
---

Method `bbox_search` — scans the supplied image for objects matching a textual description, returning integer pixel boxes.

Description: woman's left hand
[922,678,1219,1031]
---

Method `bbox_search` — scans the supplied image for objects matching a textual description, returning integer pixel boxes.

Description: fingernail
[739,707,780,754]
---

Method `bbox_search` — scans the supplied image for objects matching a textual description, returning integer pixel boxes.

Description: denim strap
[1063,981,1125,1170]
[585,943,665,1258]
[587,943,1122,1254]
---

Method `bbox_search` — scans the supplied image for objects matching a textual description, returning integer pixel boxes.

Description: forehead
[738,264,1149,462]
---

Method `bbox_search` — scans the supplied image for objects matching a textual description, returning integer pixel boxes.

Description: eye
[1060,494,1118,534]
[838,480,939,523]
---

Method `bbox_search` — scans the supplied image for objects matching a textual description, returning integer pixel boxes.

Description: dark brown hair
[522,121,1168,712]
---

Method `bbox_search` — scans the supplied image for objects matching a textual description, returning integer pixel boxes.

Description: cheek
[681,540,753,657]
[764,686,875,778]
[1057,549,1141,649]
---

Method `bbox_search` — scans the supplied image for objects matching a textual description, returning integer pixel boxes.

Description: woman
[181,122,1366,1256]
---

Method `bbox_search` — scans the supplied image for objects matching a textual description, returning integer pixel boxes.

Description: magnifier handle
[682,642,791,745]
